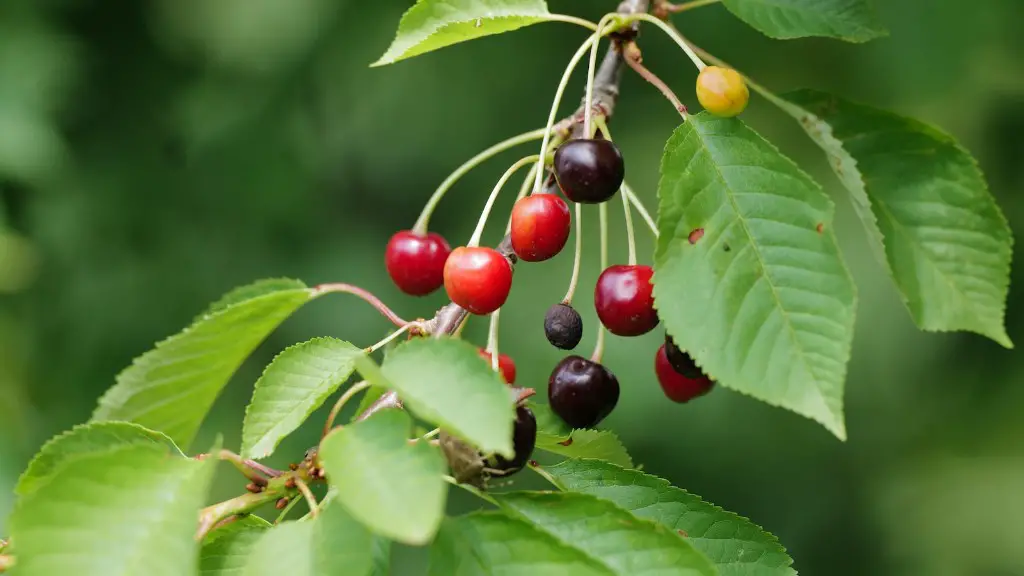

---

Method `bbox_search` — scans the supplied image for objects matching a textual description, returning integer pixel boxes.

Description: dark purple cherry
[548,356,619,429]
[553,139,625,204]
[492,405,537,474]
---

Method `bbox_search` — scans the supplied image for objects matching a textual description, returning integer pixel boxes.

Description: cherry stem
[312,283,409,328]
[421,428,441,441]
[367,323,415,354]
[506,132,567,233]
[468,155,540,248]
[209,450,275,485]
[623,43,688,119]
[323,380,371,438]
[547,13,601,31]
[584,15,618,139]
[591,203,609,363]
[413,128,548,235]
[534,32,603,193]
[621,12,707,71]
[294,477,319,518]
[273,495,301,523]
[661,0,721,13]
[486,308,501,372]
[622,182,658,237]
[561,203,584,305]
[593,118,637,266]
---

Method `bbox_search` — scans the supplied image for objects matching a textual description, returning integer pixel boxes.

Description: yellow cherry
[695,66,749,117]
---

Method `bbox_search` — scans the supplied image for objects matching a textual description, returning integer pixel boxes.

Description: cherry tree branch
[356,0,651,422]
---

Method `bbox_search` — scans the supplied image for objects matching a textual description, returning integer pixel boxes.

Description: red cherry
[594,264,658,336]
[510,193,571,262]
[384,230,451,296]
[655,344,714,403]
[443,247,513,315]
[477,348,517,383]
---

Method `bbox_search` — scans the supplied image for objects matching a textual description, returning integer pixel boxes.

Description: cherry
[477,348,517,384]
[655,344,714,403]
[510,193,571,262]
[544,303,583,350]
[594,264,658,336]
[548,355,619,429]
[695,66,749,118]
[664,334,704,379]
[553,139,625,204]
[443,246,513,315]
[491,405,537,474]
[384,230,451,296]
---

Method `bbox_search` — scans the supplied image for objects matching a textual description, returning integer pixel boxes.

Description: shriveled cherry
[443,246,513,315]
[478,348,517,384]
[655,344,714,403]
[595,264,658,336]
[696,66,749,118]
[544,303,583,350]
[510,193,571,262]
[548,355,619,429]
[491,405,537,474]
[553,139,625,204]
[384,230,451,296]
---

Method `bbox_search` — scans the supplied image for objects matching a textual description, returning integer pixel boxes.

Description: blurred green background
[1,0,1022,574]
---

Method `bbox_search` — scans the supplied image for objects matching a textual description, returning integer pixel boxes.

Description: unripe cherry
[443,246,513,315]
[695,66,749,118]
[510,193,571,262]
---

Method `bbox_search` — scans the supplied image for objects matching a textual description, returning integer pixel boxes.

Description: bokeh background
[1,1,1022,574]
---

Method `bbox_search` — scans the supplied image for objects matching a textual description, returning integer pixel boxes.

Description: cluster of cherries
[383,65,749,471]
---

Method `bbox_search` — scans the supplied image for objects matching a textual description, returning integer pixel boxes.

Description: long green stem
[273,495,301,523]
[622,183,658,237]
[413,128,547,234]
[322,380,371,438]
[486,308,501,372]
[468,155,539,247]
[561,203,584,304]
[533,35,601,193]
[584,15,618,138]
[594,118,636,266]
[619,12,706,71]
[546,13,601,31]
[367,323,414,354]
[591,203,609,363]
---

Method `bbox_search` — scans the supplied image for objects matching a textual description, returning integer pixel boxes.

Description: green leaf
[548,459,796,576]
[241,337,364,459]
[238,498,378,576]
[200,518,272,575]
[654,113,856,439]
[373,0,554,67]
[319,409,447,545]
[375,337,515,457]
[721,0,886,42]
[16,421,182,498]
[494,492,719,575]
[92,278,314,449]
[429,512,616,576]
[10,444,215,576]
[775,89,1013,347]
[530,401,572,441]
[200,278,307,318]
[536,429,634,469]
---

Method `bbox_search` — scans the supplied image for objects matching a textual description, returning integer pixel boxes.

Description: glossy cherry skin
[492,405,537,474]
[548,355,619,429]
[544,303,583,350]
[553,139,625,204]
[443,246,513,315]
[595,264,658,336]
[695,66,749,118]
[510,193,571,262]
[385,230,452,296]
[478,348,517,384]
[655,344,714,403]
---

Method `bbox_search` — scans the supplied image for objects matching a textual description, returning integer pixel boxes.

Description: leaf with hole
[494,492,718,575]
[241,337,364,459]
[371,337,515,457]
[91,279,315,449]
[16,421,182,498]
[548,459,795,576]
[319,409,446,545]
[771,89,1012,348]
[654,113,856,439]
[10,444,216,576]
[429,512,615,575]
[373,0,559,67]
[721,0,886,42]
